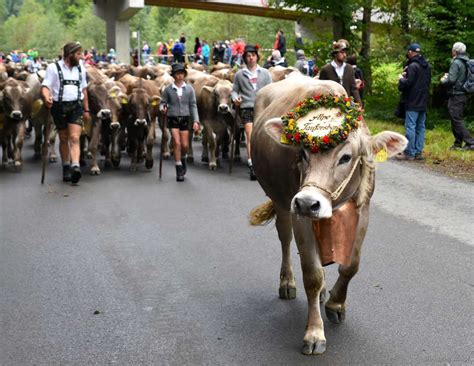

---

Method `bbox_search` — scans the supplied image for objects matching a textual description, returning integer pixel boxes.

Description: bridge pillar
[93,0,144,64]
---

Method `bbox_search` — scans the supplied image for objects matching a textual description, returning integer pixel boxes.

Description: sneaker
[461,144,474,151]
[62,165,71,182]
[395,153,415,161]
[176,165,184,182]
[414,153,425,161]
[249,165,257,181]
[71,166,82,184]
[448,144,463,151]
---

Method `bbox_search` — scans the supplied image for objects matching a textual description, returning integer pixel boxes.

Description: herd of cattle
[0,60,295,174]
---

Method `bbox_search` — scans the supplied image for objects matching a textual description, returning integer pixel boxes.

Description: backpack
[307,60,314,77]
[463,59,474,93]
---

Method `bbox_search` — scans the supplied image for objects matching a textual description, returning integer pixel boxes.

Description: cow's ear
[371,131,408,157]
[149,95,161,107]
[202,85,214,95]
[264,118,284,143]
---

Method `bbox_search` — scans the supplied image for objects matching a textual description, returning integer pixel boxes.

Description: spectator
[294,49,310,75]
[223,40,232,64]
[201,40,210,65]
[274,30,286,57]
[142,41,151,63]
[347,54,365,101]
[396,43,432,160]
[28,57,42,73]
[294,32,304,52]
[263,50,287,68]
[107,48,117,63]
[440,42,474,151]
[179,32,186,52]
[172,39,184,63]
[319,39,361,104]
[235,38,246,66]
[194,37,201,60]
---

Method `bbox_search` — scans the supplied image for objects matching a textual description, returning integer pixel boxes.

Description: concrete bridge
[93,0,316,63]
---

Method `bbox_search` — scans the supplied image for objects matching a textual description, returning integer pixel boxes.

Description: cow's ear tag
[121,97,128,104]
[151,100,158,106]
[109,91,117,98]
[375,147,388,162]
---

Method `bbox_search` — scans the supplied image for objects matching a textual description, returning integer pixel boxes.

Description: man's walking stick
[159,111,167,180]
[229,105,239,174]
[41,107,52,184]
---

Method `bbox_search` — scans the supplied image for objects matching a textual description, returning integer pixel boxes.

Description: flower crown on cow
[280,95,363,153]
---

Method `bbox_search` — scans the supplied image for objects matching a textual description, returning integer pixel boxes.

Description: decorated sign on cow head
[280,95,363,153]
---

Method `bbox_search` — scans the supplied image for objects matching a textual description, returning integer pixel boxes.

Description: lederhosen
[51,62,83,130]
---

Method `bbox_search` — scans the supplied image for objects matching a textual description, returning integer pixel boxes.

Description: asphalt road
[1,139,473,366]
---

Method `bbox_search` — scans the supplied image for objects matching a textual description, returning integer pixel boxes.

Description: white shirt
[42,60,87,102]
[243,66,260,90]
[172,82,186,98]
[331,60,346,84]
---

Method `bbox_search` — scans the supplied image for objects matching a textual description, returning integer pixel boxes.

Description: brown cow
[125,86,160,171]
[196,79,237,169]
[87,82,128,173]
[0,78,33,169]
[249,76,407,355]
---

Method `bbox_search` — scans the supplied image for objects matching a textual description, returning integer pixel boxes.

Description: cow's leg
[1,136,8,167]
[159,117,170,160]
[201,127,209,163]
[32,118,42,159]
[292,217,326,355]
[207,128,217,170]
[13,122,26,170]
[145,120,156,170]
[111,128,121,168]
[89,118,101,175]
[275,207,296,299]
[325,206,369,324]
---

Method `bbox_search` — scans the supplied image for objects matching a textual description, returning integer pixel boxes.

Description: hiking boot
[461,144,474,151]
[176,165,184,182]
[249,165,257,181]
[62,165,71,182]
[414,153,425,161]
[181,158,187,175]
[71,166,82,184]
[395,153,415,161]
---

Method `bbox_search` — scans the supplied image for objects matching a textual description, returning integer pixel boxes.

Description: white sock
[247,159,252,166]
[175,161,182,166]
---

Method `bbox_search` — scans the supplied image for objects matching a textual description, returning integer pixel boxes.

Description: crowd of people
[2,32,472,185]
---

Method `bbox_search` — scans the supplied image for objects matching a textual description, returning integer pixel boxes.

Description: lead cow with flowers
[250,74,407,355]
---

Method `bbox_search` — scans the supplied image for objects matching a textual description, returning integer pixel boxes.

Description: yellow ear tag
[151,100,158,106]
[375,148,388,162]
[280,133,290,145]
[121,97,128,104]
[109,91,117,98]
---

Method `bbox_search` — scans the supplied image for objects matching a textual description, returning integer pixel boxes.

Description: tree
[72,6,106,51]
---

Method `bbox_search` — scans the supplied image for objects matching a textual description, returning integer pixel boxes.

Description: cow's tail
[249,200,276,226]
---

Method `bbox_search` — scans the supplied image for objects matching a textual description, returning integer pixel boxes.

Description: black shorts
[240,108,254,124]
[51,101,83,130]
[168,116,190,131]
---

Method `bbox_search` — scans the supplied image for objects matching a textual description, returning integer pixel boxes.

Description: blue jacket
[398,55,431,111]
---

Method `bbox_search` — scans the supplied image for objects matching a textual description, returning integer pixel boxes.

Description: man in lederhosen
[41,42,90,184]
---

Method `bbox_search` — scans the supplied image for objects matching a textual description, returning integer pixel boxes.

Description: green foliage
[72,6,105,51]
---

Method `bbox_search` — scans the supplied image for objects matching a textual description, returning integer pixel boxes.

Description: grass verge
[365,118,474,182]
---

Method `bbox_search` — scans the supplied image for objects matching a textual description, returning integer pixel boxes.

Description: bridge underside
[144,0,300,20]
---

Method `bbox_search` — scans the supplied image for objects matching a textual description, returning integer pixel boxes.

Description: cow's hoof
[320,288,327,304]
[79,159,86,167]
[112,159,120,168]
[14,163,22,171]
[325,306,345,324]
[279,287,296,300]
[33,153,41,160]
[201,156,209,163]
[49,156,57,163]
[87,152,93,159]
[145,159,154,170]
[90,167,101,175]
[233,156,241,163]
[163,153,170,160]
[209,163,217,170]
[130,166,137,172]
[186,156,194,163]
[104,160,112,168]
[222,152,229,160]
[302,340,326,355]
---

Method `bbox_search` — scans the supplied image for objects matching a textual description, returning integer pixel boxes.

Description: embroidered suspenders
[55,62,82,102]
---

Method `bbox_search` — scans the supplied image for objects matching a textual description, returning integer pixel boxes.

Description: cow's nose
[110,121,120,129]
[134,119,146,125]
[11,111,22,120]
[100,109,111,119]
[292,191,332,219]
[218,104,229,113]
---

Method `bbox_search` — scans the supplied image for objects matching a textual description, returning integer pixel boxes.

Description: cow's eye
[338,154,352,165]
